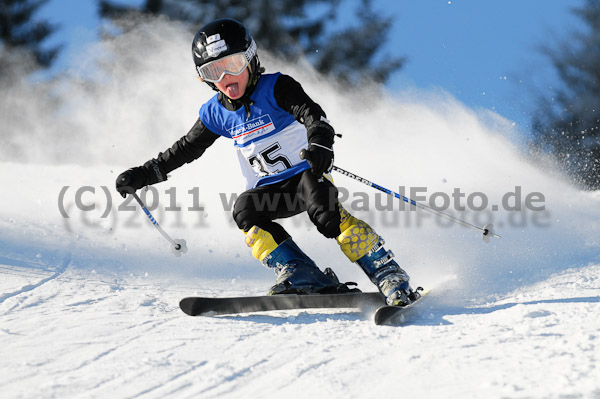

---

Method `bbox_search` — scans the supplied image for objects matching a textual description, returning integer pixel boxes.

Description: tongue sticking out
[226,82,240,98]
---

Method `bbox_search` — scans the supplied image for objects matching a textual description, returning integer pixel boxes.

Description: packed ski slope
[1,20,599,398]
[1,250,599,399]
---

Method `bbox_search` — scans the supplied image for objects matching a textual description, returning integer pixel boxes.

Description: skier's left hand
[304,120,335,176]
[304,143,334,176]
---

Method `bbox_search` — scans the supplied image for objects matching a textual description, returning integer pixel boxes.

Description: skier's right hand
[116,167,147,198]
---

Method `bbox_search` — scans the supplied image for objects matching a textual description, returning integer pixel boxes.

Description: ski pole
[331,165,500,242]
[131,192,188,256]
[299,148,500,242]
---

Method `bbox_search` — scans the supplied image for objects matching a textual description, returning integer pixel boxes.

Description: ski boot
[336,208,417,306]
[263,239,343,295]
[355,238,418,306]
[244,226,355,295]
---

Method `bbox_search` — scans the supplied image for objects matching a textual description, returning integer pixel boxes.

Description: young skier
[116,18,418,306]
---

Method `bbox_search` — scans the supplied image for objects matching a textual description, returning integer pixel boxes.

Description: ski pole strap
[331,165,501,241]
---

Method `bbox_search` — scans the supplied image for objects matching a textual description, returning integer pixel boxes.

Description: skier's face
[214,68,250,100]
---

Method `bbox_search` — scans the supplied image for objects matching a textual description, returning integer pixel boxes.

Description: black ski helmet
[192,18,262,92]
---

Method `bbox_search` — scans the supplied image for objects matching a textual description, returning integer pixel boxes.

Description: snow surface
[2,19,600,399]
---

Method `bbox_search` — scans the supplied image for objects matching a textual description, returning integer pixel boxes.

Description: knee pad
[336,207,380,262]
[244,226,278,263]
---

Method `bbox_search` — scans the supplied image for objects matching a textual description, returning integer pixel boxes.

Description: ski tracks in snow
[0,253,71,307]
[1,264,599,398]
[0,259,181,398]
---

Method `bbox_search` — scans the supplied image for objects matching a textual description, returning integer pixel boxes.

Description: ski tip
[179,297,197,316]
[374,288,429,326]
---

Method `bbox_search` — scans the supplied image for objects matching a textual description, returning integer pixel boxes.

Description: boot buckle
[373,250,395,267]
[367,238,385,257]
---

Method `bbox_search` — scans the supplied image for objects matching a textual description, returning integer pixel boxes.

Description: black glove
[304,120,335,176]
[303,144,334,176]
[115,159,167,198]
[116,167,148,198]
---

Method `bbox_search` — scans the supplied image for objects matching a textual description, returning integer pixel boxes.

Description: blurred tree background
[530,0,600,190]
[0,0,60,81]
[2,0,599,190]
[0,0,62,161]
[98,0,405,86]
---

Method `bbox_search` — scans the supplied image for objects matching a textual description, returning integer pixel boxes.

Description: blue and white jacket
[149,73,334,189]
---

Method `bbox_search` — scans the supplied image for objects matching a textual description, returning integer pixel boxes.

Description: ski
[373,288,429,326]
[179,291,383,316]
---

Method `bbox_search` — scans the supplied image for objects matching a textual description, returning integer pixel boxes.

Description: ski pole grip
[299,149,310,161]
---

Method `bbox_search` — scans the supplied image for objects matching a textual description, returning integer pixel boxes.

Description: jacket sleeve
[273,74,335,148]
[144,117,221,184]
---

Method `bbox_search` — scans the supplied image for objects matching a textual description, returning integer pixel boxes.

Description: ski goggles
[196,40,257,83]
